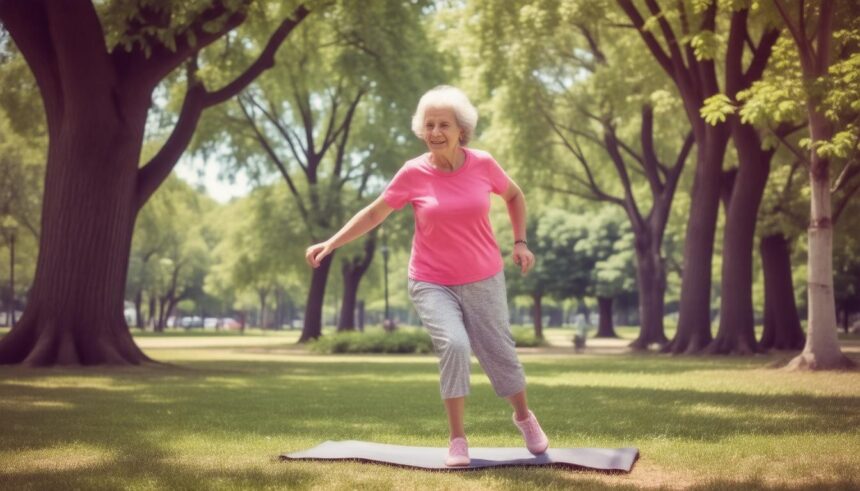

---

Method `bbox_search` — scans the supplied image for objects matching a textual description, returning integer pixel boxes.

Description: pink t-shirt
[383,147,511,285]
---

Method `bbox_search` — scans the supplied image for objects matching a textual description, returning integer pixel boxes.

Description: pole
[8,232,13,327]
[381,227,391,330]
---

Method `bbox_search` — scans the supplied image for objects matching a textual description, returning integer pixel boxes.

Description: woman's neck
[429,147,465,172]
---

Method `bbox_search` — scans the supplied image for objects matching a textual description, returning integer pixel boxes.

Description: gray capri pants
[408,271,527,400]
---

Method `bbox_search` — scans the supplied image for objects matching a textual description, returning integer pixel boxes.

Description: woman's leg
[444,396,466,439]
[408,280,472,402]
[507,389,530,421]
[460,272,527,399]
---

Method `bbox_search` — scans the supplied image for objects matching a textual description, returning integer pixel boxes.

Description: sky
[174,155,253,204]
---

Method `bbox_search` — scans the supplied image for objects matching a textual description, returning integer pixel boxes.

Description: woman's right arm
[305,195,396,268]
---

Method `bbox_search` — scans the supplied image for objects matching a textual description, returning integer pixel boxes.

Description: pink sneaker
[513,410,549,454]
[445,437,470,467]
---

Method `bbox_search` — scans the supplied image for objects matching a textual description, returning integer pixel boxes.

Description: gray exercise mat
[281,440,639,472]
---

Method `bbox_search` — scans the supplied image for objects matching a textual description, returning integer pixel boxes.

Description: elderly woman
[305,85,548,467]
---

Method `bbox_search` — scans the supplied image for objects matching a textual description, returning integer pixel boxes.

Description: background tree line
[0,0,857,369]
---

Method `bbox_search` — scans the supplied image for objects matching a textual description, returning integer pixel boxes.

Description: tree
[771,0,857,369]
[757,159,806,351]
[698,9,782,355]
[618,1,779,354]
[580,211,638,338]
[473,1,692,349]
[0,0,309,365]
[505,218,556,339]
[204,0,441,341]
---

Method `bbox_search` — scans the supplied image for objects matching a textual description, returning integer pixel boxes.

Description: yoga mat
[281,440,639,472]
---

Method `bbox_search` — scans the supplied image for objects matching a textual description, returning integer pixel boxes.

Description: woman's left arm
[501,177,535,275]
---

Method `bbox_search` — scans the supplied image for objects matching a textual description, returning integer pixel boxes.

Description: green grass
[1,328,859,490]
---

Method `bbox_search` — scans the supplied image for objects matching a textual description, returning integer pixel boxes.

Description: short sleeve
[382,164,412,210]
[486,155,511,195]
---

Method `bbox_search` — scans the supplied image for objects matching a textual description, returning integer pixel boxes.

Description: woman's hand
[512,243,535,275]
[305,241,334,269]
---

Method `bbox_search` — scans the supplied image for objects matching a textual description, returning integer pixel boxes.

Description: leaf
[700,93,736,126]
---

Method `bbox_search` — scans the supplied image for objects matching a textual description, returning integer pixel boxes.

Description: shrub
[310,325,545,353]
[511,326,546,347]
[309,328,434,354]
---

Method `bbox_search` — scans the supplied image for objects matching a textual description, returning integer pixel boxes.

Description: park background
[1,0,859,489]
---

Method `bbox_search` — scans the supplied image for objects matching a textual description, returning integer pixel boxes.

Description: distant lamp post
[1,215,18,327]
[380,228,395,331]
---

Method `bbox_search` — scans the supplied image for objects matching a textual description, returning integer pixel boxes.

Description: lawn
[1,327,858,490]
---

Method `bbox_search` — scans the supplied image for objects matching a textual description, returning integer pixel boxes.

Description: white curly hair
[411,85,478,145]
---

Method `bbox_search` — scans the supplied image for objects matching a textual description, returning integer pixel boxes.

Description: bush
[511,326,546,347]
[309,325,545,354]
[309,328,434,354]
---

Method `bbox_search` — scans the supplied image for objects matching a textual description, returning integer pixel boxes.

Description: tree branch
[616,0,674,75]
[639,105,665,196]
[0,0,62,129]
[236,96,310,224]
[135,5,310,210]
[774,0,814,71]
[247,92,308,174]
[742,28,781,88]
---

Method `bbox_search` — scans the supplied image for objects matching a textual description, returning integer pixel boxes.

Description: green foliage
[309,327,434,354]
[507,207,636,303]
[0,49,44,301]
[308,325,545,354]
[128,175,216,322]
[701,93,737,125]
[510,326,546,347]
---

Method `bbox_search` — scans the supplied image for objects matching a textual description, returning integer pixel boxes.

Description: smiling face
[422,106,463,154]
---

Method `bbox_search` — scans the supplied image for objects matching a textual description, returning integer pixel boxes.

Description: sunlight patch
[2,445,113,475]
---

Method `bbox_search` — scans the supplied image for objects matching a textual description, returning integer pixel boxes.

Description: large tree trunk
[629,239,669,349]
[759,233,805,351]
[780,0,854,371]
[299,252,335,342]
[532,292,543,340]
[786,111,854,369]
[708,123,771,355]
[0,91,151,365]
[664,128,729,354]
[594,296,617,338]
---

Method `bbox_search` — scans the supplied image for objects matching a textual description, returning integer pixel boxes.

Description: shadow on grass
[2,354,858,488]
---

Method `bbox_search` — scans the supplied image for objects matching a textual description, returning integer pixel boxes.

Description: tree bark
[708,123,772,355]
[338,234,375,331]
[630,241,669,348]
[664,128,729,354]
[299,252,335,342]
[759,233,805,350]
[594,296,617,338]
[786,110,854,369]
[0,88,152,364]
[337,273,359,332]
[532,293,543,340]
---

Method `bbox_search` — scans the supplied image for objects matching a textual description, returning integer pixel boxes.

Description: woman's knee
[440,336,471,361]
